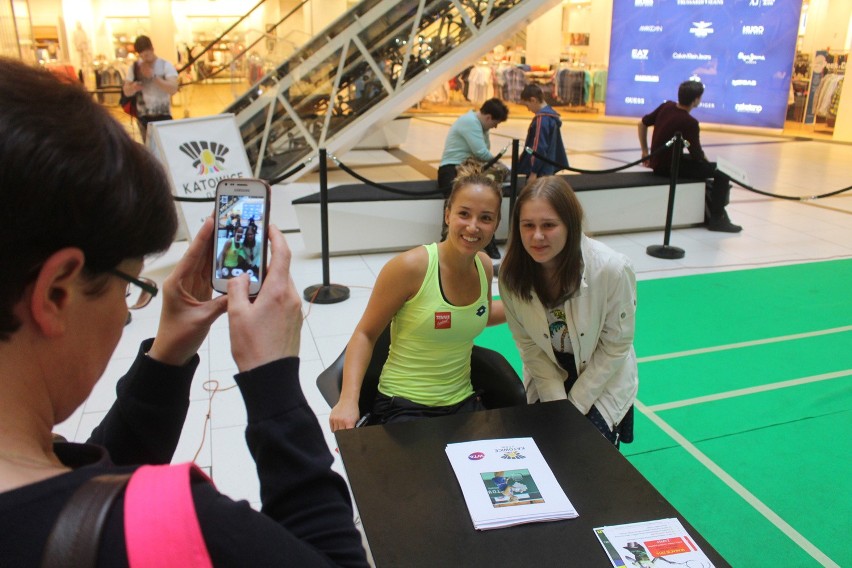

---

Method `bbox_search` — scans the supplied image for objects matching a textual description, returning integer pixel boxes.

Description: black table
[335,400,730,567]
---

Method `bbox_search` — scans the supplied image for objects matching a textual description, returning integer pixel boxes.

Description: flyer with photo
[594,518,715,568]
[445,437,578,530]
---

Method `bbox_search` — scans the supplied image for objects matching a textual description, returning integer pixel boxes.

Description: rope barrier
[171,157,311,203]
[268,158,311,185]
[524,144,669,175]
[174,195,215,202]
[330,155,443,197]
[524,145,852,201]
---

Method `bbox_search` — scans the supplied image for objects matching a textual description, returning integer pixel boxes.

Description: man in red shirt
[638,80,742,233]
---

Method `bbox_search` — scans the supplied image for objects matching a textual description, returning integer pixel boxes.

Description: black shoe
[707,213,742,233]
[484,240,501,259]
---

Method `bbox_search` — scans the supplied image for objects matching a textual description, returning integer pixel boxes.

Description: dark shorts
[372,391,484,425]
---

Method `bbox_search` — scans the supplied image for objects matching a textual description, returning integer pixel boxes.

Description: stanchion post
[647,133,686,260]
[509,139,520,220]
[303,148,350,304]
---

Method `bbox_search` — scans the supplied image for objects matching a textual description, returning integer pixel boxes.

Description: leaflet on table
[445,437,578,530]
[594,518,716,568]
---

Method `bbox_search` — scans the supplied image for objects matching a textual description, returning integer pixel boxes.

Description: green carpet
[478,259,852,567]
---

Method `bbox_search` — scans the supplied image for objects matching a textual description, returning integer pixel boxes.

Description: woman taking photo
[499,176,637,448]
[0,59,366,566]
[329,162,505,430]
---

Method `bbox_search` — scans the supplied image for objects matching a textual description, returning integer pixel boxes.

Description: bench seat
[292,172,705,255]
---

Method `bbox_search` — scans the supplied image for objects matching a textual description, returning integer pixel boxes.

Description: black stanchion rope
[331,156,443,197]
[268,160,309,185]
[330,145,511,198]
[171,159,311,203]
[524,146,852,201]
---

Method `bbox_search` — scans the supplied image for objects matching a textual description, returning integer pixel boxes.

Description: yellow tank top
[378,243,489,406]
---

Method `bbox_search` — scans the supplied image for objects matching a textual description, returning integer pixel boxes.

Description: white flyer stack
[445,437,578,530]
[594,518,716,568]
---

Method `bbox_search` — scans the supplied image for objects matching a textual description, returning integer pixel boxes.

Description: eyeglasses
[107,268,158,310]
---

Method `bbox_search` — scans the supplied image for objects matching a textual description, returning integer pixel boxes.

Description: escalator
[224,0,561,182]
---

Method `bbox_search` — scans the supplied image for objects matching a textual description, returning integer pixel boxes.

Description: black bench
[292,172,705,255]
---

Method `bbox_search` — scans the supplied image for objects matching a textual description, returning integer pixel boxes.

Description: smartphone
[212,178,271,296]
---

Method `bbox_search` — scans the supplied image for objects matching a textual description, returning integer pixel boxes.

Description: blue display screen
[605,0,803,128]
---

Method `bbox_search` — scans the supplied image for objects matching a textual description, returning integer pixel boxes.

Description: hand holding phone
[212,178,271,296]
[227,225,302,372]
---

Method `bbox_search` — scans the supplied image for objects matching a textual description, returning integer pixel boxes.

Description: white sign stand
[147,114,253,241]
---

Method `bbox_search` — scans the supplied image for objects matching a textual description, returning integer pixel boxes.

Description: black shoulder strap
[40,473,132,568]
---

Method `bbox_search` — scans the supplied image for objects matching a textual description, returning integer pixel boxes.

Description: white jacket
[502,235,638,429]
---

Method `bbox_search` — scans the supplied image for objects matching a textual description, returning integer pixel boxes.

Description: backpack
[41,462,213,568]
[118,62,139,117]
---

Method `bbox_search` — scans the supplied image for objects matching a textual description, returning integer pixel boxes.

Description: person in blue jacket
[517,84,569,185]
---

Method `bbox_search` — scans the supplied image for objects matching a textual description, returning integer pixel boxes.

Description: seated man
[638,80,742,233]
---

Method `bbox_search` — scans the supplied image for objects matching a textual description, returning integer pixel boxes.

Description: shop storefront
[5,0,851,140]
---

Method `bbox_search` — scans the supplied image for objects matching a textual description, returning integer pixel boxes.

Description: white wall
[800,0,852,54]
[526,3,563,68]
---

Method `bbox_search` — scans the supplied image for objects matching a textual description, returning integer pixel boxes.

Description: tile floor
[56,104,852,562]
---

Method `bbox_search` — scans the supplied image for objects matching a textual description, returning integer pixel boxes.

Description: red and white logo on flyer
[434,312,452,329]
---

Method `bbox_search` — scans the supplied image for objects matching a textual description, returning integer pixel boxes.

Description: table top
[336,400,729,568]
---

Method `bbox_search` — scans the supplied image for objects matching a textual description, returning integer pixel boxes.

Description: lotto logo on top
[689,21,714,38]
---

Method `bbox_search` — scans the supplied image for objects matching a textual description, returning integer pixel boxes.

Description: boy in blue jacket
[518,84,569,184]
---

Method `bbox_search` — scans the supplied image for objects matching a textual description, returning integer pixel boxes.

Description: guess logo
[435,312,451,329]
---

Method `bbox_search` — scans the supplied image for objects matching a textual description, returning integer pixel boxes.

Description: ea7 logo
[631,49,649,60]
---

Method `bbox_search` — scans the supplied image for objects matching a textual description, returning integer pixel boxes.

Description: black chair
[316,326,527,423]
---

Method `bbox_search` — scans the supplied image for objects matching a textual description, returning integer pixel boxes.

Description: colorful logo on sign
[179,141,229,175]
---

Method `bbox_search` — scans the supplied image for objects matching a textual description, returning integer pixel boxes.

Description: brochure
[594,518,716,568]
[445,437,578,530]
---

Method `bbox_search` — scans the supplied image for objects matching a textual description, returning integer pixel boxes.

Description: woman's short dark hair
[0,58,177,340]
[500,176,584,306]
[678,80,705,106]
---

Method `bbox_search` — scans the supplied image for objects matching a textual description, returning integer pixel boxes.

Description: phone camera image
[215,194,266,284]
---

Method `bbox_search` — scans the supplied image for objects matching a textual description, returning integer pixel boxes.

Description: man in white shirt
[122,35,179,142]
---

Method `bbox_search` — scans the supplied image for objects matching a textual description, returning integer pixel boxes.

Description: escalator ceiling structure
[225,0,562,182]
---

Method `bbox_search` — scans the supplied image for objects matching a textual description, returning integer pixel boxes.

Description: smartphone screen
[212,179,270,295]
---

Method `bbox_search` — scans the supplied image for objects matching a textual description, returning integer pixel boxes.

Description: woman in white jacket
[499,176,637,447]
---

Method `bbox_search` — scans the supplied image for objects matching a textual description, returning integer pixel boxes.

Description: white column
[149,0,176,64]
[526,4,563,68]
